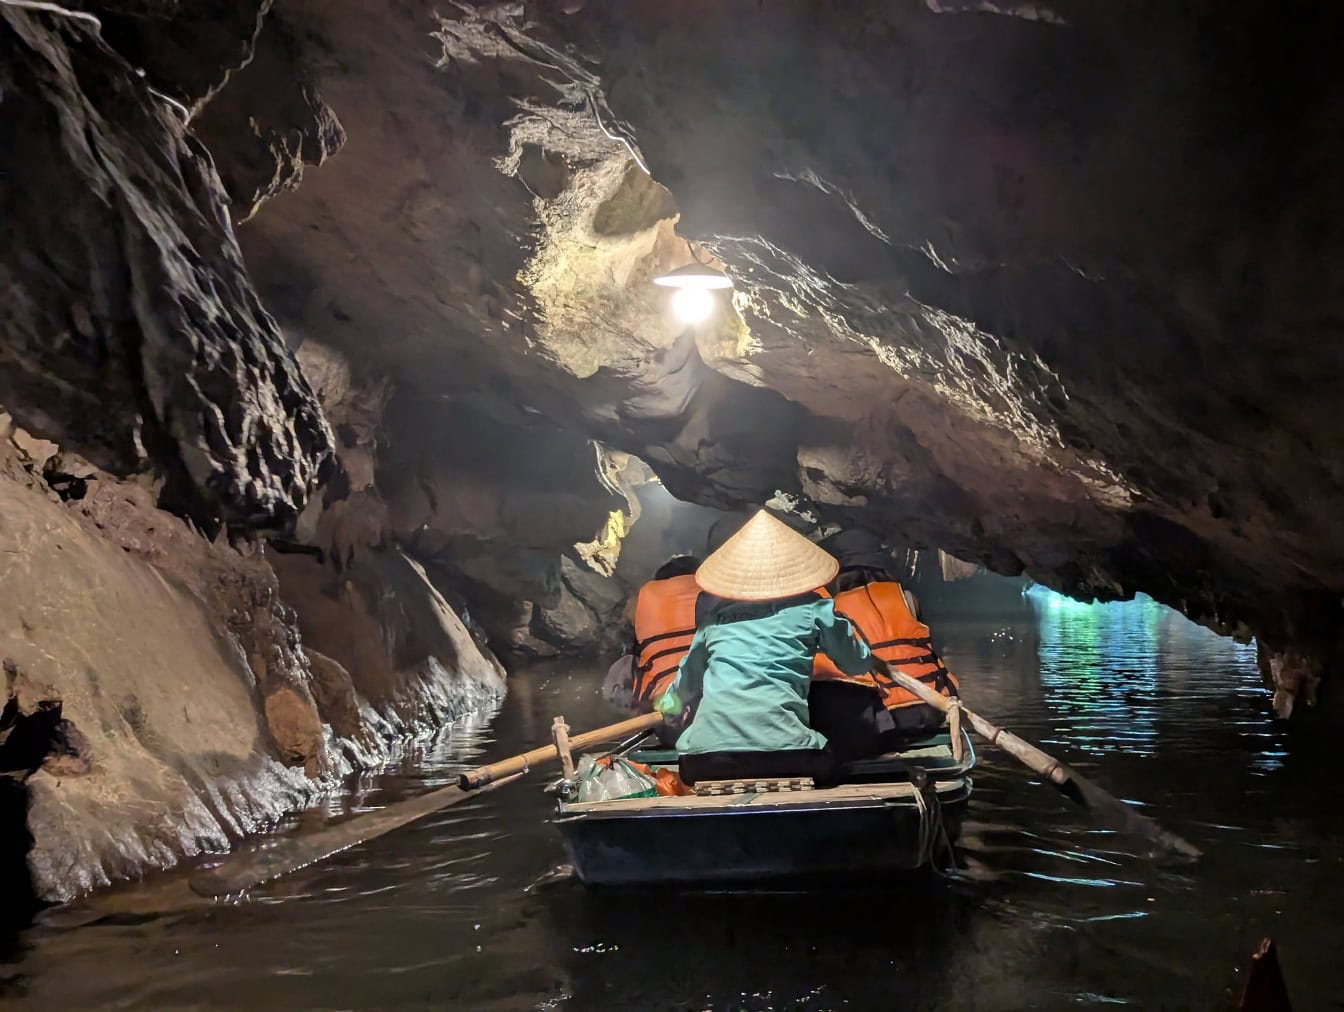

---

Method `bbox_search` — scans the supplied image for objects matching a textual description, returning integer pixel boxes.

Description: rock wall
[529,1,1344,711]
[380,390,657,657]
[0,430,502,903]
[0,7,333,531]
[269,548,505,743]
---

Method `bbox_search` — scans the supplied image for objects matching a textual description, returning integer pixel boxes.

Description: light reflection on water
[1024,587,1282,777]
[2,583,1340,1010]
[1027,587,1261,762]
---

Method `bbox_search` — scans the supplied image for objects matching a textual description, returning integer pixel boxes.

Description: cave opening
[602,468,731,585]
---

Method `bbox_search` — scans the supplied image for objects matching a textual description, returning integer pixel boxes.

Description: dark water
[3,586,1342,1010]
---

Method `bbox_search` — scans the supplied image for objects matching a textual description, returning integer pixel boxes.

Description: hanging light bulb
[654,242,734,325]
[670,286,715,324]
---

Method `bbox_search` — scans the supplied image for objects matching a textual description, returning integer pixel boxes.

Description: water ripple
[5,591,1341,1009]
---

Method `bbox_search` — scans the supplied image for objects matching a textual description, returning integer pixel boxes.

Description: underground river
[2,586,1339,1010]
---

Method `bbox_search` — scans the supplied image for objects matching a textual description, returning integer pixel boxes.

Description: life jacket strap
[636,640,695,674]
[633,627,696,659]
[872,661,955,696]
[868,636,933,651]
[875,649,940,667]
[634,664,681,704]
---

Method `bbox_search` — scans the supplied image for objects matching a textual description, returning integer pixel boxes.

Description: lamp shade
[651,261,734,290]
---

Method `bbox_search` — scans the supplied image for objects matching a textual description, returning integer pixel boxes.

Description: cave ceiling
[4,0,1344,662]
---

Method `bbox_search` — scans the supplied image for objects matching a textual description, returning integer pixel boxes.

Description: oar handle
[458,712,664,790]
[875,660,1070,786]
[964,712,1070,786]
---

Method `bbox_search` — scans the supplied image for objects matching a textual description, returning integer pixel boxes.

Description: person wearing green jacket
[658,509,874,787]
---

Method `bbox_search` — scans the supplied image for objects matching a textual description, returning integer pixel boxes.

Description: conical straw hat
[695,510,839,601]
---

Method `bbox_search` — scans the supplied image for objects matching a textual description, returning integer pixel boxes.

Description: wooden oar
[875,660,1201,860]
[458,712,662,789]
[188,711,664,898]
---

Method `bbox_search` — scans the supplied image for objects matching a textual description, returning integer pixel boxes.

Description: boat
[549,725,975,887]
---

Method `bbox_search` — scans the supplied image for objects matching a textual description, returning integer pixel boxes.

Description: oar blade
[1055,768,1202,860]
[954,693,1200,861]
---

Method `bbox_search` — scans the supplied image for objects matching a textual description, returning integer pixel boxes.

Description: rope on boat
[912,777,957,873]
[913,782,933,866]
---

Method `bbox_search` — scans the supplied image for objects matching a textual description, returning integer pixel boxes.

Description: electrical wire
[148,85,191,123]
[0,0,101,30]
[3,2,191,125]
[476,16,649,177]
[585,88,649,176]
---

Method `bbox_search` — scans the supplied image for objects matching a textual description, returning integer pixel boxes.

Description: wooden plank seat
[693,777,816,796]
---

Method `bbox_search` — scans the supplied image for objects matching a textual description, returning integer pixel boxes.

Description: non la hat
[694,509,839,601]
[704,509,812,556]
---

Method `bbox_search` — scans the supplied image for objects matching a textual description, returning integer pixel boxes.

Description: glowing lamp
[654,252,733,325]
[670,287,715,324]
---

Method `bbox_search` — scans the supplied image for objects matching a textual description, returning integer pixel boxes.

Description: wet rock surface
[0,6,333,529]
[269,549,505,737]
[0,430,502,901]
[0,450,316,901]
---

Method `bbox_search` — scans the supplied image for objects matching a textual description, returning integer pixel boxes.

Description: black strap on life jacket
[873,657,955,698]
[634,627,695,655]
[874,650,941,667]
[634,663,682,704]
[637,641,694,675]
[868,636,933,651]
[635,627,695,666]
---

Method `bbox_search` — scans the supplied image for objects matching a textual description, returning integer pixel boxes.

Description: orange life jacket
[631,574,701,707]
[813,581,960,710]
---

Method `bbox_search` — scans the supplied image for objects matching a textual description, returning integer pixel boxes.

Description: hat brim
[693,510,840,601]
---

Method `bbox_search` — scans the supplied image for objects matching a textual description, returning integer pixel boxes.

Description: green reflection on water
[1023,586,1256,758]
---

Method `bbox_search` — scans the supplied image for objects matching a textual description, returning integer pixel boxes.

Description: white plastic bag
[574,754,658,803]
[602,758,658,800]
[574,754,610,803]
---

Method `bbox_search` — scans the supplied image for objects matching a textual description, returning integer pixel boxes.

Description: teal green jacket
[668,594,873,755]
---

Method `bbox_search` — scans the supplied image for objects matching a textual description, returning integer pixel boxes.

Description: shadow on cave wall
[0,690,81,925]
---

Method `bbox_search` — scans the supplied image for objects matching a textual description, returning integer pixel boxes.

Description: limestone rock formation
[0,7,333,529]
[0,430,502,902]
[269,548,505,741]
[0,449,317,901]
[217,0,1344,711]
[380,391,638,654]
[534,0,1344,707]
[4,0,1343,908]
[191,10,347,223]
